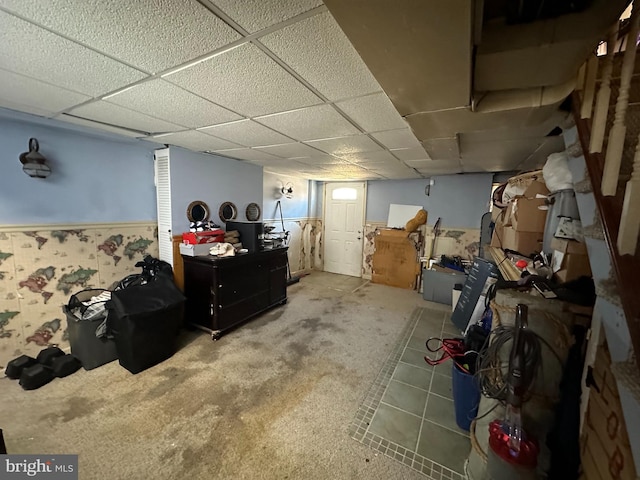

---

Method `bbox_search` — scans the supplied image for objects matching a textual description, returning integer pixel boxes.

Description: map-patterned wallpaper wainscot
[0,223,158,368]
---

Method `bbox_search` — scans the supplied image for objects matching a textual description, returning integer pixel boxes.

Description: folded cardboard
[372,228,419,289]
[501,227,543,255]
[179,243,213,257]
[551,237,588,255]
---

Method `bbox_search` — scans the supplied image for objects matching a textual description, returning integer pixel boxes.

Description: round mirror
[246,203,261,221]
[186,201,210,222]
[219,201,238,223]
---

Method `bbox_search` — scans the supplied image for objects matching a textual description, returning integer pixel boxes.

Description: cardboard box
[555,253,592,282]
[179,243,213,256]
[551,237,588,255]
[551,237,591,282]
[503,181,549,233]
[376,228,409,238]
[501,227,543,255]
[509,197,547,232]
[372,229,419,289]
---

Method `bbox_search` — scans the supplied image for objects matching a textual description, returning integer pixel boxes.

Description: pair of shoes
[4,347,81,390]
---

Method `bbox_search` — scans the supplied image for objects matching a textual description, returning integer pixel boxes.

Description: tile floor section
[349,306,470,479]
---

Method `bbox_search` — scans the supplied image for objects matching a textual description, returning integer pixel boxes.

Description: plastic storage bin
[452,362,481,431]
[64,305,118,371]
[422,268,468,305]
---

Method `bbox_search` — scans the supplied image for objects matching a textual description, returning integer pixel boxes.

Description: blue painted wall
[262,171,310,220]
[169,147,263,233]
[0,112,157,224]
[366,174,493,228]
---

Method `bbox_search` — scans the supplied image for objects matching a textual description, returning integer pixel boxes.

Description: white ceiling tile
[335,93,407,132]
[213,148,283,162]
[0,69,90,114]
[295,156,351,165]
[152,131,242,151]
[105,80,241,129]
[213,0,322,33]
[337,150,397,163]
[199,120,291,147]
[56,114,145,138]
[390,147,431,161]
[306,135,382,156]
[405,159,436,168]
[370,129,422,150]
[260,12,381,100]
[252,142,323,158]
[255,104,359,141]
[0,100,54,117]
[166,43,320,117]
[0,10,146,97]
[68,101,183,134]
[384,171,423,179]
[416,160,463,175]
[1,0,241,74]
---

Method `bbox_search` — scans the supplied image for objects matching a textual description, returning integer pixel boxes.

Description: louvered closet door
[154,148,173,266]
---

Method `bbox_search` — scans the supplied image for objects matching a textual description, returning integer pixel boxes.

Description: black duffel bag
[106,275,185,374]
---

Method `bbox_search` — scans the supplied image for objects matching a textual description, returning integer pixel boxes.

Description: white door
[154,148,173,266]
[323,182,366,277]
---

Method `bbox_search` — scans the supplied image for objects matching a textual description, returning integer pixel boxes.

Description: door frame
[322,181,367,277]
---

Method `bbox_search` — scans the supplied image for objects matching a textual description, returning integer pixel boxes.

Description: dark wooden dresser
[182,247,288,339]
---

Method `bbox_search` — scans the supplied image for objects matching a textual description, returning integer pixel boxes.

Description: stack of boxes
[491,180,548,255]
[551,237,591,283]
[490,178,592,283]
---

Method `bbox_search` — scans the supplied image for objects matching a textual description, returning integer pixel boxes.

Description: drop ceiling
[0,0,629,180]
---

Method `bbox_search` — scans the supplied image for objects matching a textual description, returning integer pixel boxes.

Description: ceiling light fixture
[19,138,51,179]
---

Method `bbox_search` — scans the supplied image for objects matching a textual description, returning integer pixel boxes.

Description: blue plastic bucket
[451,362,480,431]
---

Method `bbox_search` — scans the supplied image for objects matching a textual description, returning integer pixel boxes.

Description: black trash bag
[114,255,174,290]
[106,275,185,374]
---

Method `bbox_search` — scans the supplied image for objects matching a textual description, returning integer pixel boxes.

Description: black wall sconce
[280,181,294,199]
[19,138,51,179]
[425,178,435,196]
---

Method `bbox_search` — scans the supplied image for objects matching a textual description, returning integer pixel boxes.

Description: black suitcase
[5,355,37,379]
[107,275,185,374]
[36,346,65,366]
[51,355,81,378]
[19,364,54,390]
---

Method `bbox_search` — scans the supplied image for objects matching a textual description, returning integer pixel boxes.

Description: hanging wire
[475,324,562,404]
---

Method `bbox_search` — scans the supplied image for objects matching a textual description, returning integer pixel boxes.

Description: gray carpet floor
[0,272,452,479]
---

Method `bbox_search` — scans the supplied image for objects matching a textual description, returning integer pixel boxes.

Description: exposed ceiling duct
[324,0,631,172]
